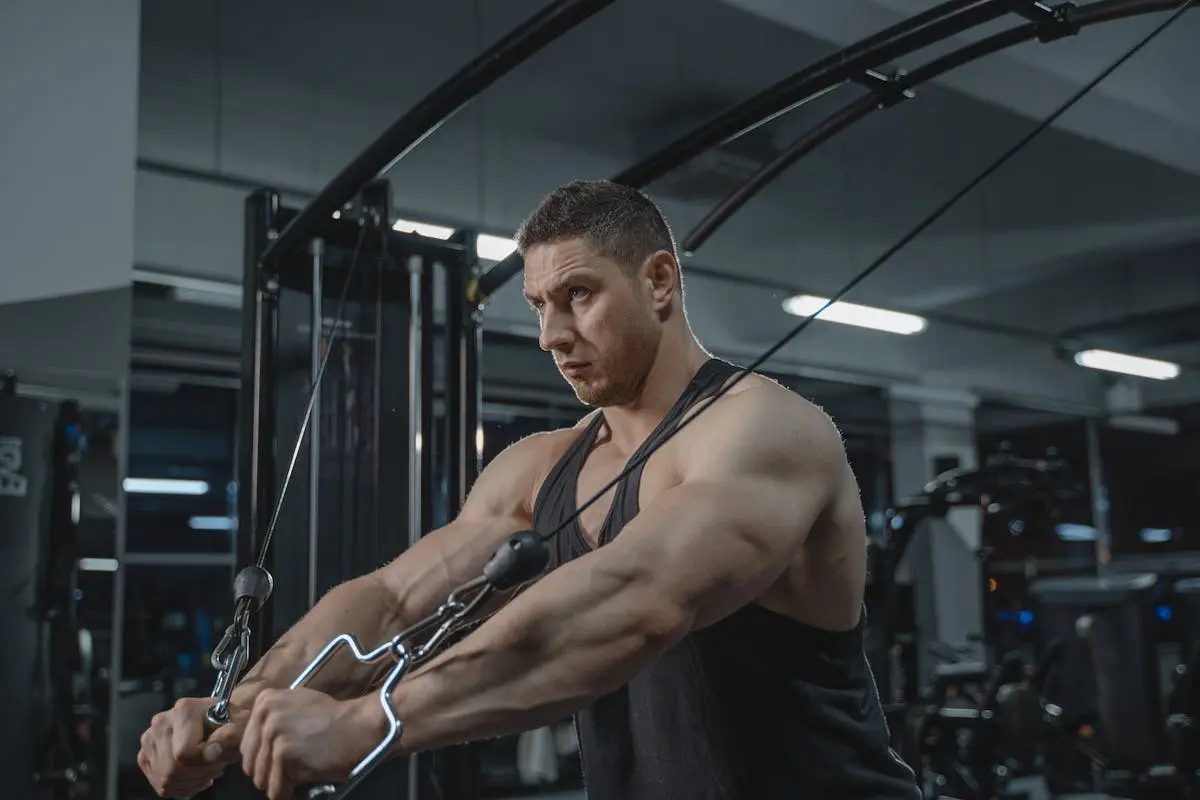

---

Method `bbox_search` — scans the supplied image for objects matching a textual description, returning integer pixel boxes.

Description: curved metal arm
[292,532,549,799]
[295,641,414,800]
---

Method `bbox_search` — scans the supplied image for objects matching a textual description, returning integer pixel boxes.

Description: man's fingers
[137,747,154,786]
[239,709,262,778]
[268,757,292,800]
[204,721,245,765]
[170,702,214,765]
[165,777,216,798]
[252,733,274,793]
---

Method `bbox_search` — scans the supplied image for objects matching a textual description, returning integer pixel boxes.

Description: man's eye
[569,287,590,301]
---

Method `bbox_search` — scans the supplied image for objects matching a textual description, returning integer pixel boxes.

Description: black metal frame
[237,187,479,636]
[473,0,1191,297]
[257,0,618,270]
[229,1,1192,797]
[238,186,486,798]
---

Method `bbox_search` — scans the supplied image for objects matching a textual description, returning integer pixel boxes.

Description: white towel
[516,726,559,785]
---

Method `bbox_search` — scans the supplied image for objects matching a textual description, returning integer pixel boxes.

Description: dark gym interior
[3,1,1200,798]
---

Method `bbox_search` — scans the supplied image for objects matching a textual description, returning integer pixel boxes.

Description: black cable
[255,223,368,568]
[541,0,1194,545]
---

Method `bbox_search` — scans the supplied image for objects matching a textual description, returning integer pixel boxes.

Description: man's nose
[538,308,574,352]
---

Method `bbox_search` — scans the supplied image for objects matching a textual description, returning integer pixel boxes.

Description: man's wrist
[228,677,268,709]
[344,694,396,752]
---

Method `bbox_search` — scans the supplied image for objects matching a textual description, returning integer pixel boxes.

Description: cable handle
[291,532,549,799]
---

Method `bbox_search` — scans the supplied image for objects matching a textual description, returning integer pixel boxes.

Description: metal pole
[433,248,485,800]
[466,280,485,491]
[406,254,424,800]
[308,238,324,607]
[443,242,468,510]
[1085,416,1111,571]
[237,189,281,653]
[104,377,131,800]
[407,255,425,549]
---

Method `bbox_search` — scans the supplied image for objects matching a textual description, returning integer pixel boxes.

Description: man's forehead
[523,245,601,292]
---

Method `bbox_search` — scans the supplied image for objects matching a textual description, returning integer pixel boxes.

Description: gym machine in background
[1028,573,1200,798]
[872,450,1200,800]
[0,375,100,799]
[870,449,1083,704]
[221,181,485,800]
[868,450,1084,797]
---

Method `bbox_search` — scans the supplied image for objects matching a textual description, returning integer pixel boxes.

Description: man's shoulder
[681,373,845,473]
[469,415,597,514]
[700,373,840,440]
[490,411,599,470]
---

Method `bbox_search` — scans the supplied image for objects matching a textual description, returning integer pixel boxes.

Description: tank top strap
[531,413,606,566]
[604,358,742,542]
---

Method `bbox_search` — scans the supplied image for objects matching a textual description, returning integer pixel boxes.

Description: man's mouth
[559,361,589,377]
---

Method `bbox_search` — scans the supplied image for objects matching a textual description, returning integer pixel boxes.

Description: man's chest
[571,441,683,549]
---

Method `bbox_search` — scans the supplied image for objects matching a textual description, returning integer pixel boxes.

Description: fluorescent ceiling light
[133,269,241,297]
[1108,414,1180,436]
[173,287,242,309]
[123,478,210,495]
[393,217,455,240]
[1073,349,1180,381]
[79,557,119,572]
[477,233,518,262]
[189,516,237,531]
[1054,523,1096,542]
[782,295,926,335]
[1140,527,1172,544]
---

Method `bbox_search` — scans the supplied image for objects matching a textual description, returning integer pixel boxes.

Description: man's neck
[601,336,711,453]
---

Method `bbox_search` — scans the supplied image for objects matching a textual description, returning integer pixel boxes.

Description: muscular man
[138,180,920,799]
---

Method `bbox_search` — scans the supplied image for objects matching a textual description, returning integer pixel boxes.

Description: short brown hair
[515,180,677,273]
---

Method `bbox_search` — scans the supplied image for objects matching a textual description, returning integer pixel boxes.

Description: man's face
[523,238,661,407]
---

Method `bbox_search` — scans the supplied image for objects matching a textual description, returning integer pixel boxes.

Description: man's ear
[642,251,680,312]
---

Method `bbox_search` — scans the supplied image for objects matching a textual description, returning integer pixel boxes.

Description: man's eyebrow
[524,269,596,302]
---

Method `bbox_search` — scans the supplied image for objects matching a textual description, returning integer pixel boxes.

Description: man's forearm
[374,552,684,754]
[231,574,406,705]
[225,511,524,709]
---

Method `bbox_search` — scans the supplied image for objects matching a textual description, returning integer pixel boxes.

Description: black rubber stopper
[483,531,549,591]
[233,566,274,609]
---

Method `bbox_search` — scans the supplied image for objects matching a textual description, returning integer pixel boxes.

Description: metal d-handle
[292,635,413,799]
[292,532,550,799]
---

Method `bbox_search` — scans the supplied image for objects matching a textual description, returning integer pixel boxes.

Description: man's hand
[240,688,383,800]
[137,697,245,798]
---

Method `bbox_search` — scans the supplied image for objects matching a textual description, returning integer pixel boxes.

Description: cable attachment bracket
[1017,2,1080,43]
[206,566,274,727]
[856,67,916,110]
[293,531,549,799]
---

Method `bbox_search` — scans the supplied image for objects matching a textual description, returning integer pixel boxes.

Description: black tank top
[532,358,921,799]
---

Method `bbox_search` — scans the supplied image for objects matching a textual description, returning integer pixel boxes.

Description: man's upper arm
[603,386,846,632]
[371,432,553,619]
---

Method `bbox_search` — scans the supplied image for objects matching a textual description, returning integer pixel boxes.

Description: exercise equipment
[1166,578,1200,795]
[872,449,1082,702]
[289,532,548,798]
[874,451,1081,797]
[1031,573,1185,798]
[1,378,96,800]
[911,640,1065,799]
[196,1,1195,797]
